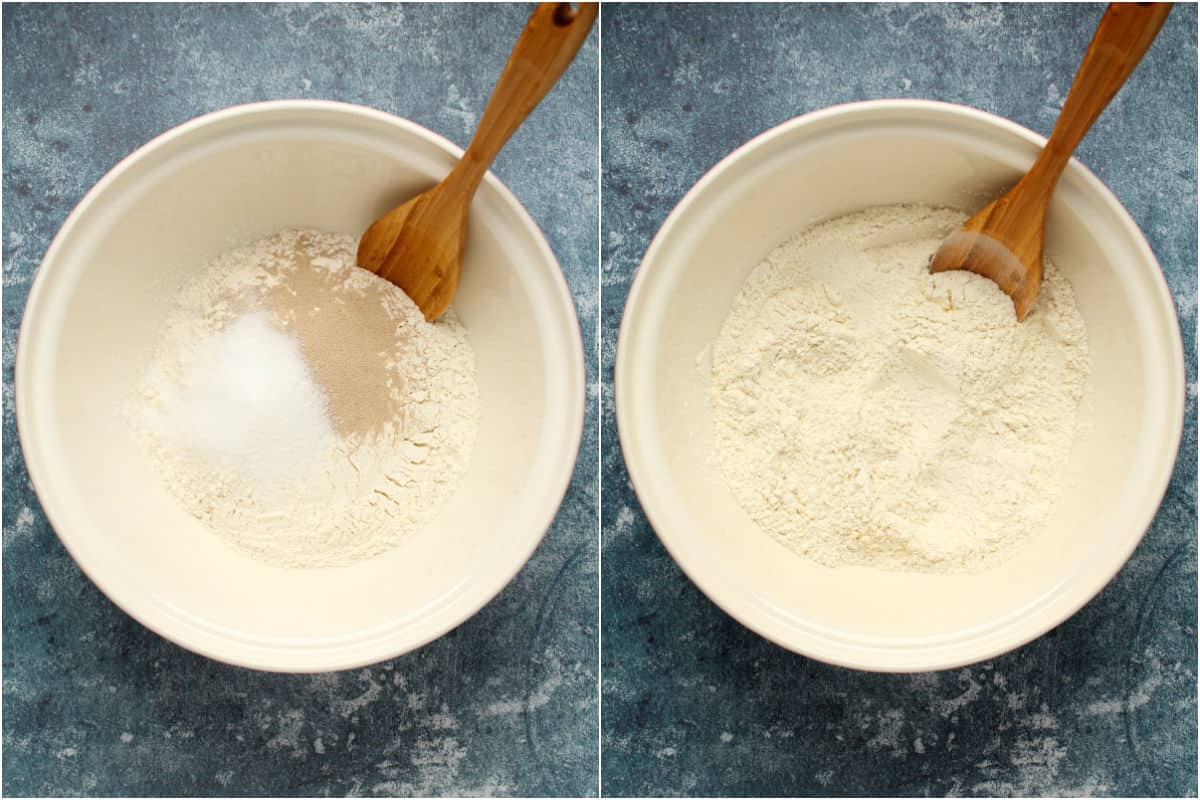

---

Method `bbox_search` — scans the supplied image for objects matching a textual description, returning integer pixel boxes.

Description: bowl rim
[614,97,1186,672]
[15,98,587,672]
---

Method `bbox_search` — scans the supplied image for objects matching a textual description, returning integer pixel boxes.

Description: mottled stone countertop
[3,4,597,796]
[601,4,1196,797]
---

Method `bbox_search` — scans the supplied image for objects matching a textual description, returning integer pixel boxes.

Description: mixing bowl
[17,100,585,672]
[615,99,1184,672]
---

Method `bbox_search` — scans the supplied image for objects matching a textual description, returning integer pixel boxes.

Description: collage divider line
[595,5,604,796]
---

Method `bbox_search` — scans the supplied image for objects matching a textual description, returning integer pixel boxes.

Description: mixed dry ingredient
[134,229,480,568]
[708,205,1090,573]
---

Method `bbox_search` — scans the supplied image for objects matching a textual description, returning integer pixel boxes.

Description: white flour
[708,205,1090,572]
[134,229,480,568]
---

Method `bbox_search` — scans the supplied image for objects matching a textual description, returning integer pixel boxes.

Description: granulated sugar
[707,205,1090,573]
[134,229,480,568]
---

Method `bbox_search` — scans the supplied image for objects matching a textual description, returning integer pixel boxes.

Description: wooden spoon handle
[451,2,598,191]
[1031,2,1170,184]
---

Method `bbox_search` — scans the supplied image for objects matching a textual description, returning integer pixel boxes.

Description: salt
[174,310,333,483]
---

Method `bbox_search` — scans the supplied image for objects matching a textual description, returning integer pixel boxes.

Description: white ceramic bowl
[616,100,1184,672]
[17,100,585,672]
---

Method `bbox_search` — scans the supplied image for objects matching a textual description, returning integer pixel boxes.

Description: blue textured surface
[3,4,597,796]
[601,4,1197,797]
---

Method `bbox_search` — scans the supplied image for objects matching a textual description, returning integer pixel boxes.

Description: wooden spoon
[357,2,597,321]
[929,2,1170,321]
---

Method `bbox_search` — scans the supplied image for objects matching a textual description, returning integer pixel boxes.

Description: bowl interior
[618,101,1183,670]
[18,102,583,671]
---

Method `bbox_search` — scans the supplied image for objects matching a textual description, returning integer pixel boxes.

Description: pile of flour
[134,229,479,568]
[708,205,1090,573]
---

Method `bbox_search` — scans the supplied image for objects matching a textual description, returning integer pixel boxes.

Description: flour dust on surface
[708,205,1091,573]
[134,229,480,568]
